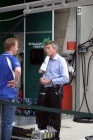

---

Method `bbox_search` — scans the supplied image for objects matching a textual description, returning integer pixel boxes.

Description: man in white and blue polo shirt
[0,38,21,140]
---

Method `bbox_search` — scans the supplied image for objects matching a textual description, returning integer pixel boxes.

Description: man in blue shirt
[36,41,69,140]
[0,38,21,140]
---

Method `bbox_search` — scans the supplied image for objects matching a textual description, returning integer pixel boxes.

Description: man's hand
[7,80,17,87]
[40,77,51,85]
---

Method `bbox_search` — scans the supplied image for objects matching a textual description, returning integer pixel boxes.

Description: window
[30,49,44,65]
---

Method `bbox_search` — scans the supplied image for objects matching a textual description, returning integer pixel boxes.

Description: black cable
[0,14,27,41]
[78,37,93,51]
[77,53,90,113]
[0,14,24,22]
[86,53,93,86]
[73,52,93,123]
[74,31,93,123]
[78,53,86,112]
[88,28,93,40]
[87,39,93,49]
[79,53,93,113]
[79,37,93,47]
[80,53,90,113]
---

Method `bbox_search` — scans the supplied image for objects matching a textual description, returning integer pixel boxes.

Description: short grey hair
[44,40,59,51]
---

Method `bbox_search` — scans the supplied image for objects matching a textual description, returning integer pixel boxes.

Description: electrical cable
[79,53,90,113]
[74,29,93,123]
[0,14,24,22]
[87,39,93,49]
[78,37,93,52]
[88,28,93,40]
[75,53,85,112]
[85,28,93,50]
[86,51,93,86]
[73,52,93,123]
[0,14,27,41]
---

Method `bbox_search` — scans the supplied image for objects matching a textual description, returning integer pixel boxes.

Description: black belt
[45,85,61,89]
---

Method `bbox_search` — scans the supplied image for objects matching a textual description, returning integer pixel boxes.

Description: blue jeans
[1,99,16,140]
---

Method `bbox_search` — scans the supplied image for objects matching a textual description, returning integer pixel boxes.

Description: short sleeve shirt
[0,52,21,98]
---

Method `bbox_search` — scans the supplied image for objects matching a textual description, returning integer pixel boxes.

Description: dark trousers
[36,85,63,140]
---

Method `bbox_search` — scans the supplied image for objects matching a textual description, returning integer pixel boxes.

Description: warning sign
[67,42,76,50]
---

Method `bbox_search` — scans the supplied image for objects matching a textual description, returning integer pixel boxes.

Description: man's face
[44,44,56,58]
[12,42,19,55]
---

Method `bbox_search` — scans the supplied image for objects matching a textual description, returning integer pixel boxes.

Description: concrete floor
[13,114,93,140]
[60,115,93,140]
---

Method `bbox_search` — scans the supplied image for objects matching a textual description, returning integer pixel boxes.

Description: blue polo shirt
[0,52,21,99]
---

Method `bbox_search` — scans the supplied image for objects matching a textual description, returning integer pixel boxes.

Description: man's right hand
[7,80,17,87]
[40,77,51,85]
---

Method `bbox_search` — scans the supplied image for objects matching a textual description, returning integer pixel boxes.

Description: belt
[45,85,61,89]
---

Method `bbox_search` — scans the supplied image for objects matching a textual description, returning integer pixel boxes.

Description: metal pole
[75,6,81,111]
[23,0,26,99]
[52,10,54,41]
[0,0,93,14]
[24,0,93,15]
[0,0,62,13]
